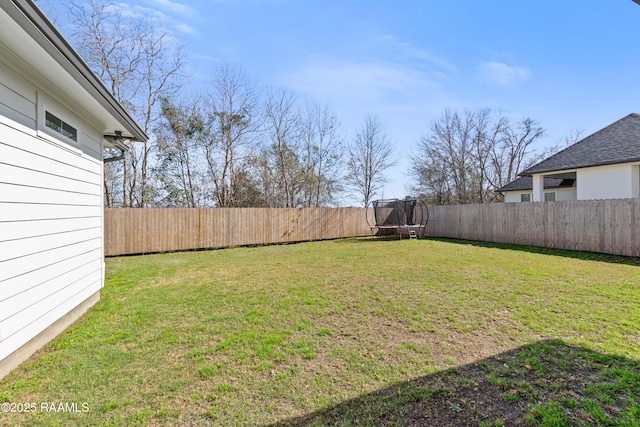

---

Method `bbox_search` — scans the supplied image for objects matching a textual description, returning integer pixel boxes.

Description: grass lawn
[1,238,639,426]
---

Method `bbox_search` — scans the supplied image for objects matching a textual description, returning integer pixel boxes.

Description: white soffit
[0,2,146,142]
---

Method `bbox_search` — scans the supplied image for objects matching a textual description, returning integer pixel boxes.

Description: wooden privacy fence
[427,199,640,257]
[104,208,374,256]
[105,200,640,257]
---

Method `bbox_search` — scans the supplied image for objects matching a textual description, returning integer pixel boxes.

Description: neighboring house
[498,113,640,202]
[499,176,576,203]
[0,0,146,378]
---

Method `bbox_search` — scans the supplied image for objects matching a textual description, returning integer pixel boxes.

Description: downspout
[104,151,125,163]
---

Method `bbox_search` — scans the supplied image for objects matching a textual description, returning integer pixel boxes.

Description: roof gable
[521,113,640,175]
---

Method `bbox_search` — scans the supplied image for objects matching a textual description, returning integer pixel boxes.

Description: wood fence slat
[105,207,374,255]
[423,199,638,257]
[104,200,640,257]
[630,203,640,256]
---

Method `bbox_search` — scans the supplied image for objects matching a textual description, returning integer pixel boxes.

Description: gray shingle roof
[497,176,575,193]
[520,113,640,175]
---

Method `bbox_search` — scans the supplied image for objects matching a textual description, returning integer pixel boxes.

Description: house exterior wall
[503,186,576,203]
[555,187,577,201]
[576,163,639,200]
[632,165,640,199]
[504,192,526,203]
[0,57,104,367]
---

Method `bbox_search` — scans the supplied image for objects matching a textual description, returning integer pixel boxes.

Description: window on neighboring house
[520,193,531,202]
[45,111,77,142]
[544,192,556,202]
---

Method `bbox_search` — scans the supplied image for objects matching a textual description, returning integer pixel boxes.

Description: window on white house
[45,111,77,142]
[520,193,531,202]
[544,192,556,202]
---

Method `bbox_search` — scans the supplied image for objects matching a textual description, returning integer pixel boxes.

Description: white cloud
[284,60,444,106]
[175,23,197,35]
[151,0,197,16]
[284,62,451,149]
[378,35,458,74]
[477,61,530,86]
[110,2,198,38]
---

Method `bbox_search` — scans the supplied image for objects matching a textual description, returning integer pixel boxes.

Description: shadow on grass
[269,340,640,427]
[340,235,640,266]
[333,238,402,244]
[333,235,425,244]
[428,238,640,267]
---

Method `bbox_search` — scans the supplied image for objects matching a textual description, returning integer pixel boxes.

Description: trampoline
[369,198,428,239]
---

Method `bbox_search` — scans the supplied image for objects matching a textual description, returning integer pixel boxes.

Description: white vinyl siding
[0,1,149,379]
[0,119,103,360]
[37,93,103,161]
[0,63,36,130]
[79,131,102,161]
[0,81,36,129]
[0,285,99,362]
[1,57,102,161]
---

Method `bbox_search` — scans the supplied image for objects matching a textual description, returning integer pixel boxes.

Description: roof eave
[6,0,148,143]
[520,158,640,177]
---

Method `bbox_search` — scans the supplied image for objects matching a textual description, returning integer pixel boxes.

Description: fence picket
[104,200,640,257]
[104,208,374,256]
[425,199,639,257]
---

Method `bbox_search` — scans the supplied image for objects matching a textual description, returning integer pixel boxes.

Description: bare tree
[247,149,280,207]
[201,65,260,207]
[561,129,585,147]
[68,0,186,207]
[411,108,547,204]
[102,154,123,208]
[263,88,304,207]
[299,103,344,207]
[345,115,397,207]
[410,155,453,205]
[469,108,499,203]
[411,109,480,204]
[538,128,584,160]
[487,117,546,192]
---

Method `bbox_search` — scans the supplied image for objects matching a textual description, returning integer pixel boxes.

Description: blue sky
[41,0,640,205]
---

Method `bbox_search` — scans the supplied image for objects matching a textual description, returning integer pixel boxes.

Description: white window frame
[45,110,77,142]
[36,92,83,153]
[520,193,532,202]
[544,191,556,202]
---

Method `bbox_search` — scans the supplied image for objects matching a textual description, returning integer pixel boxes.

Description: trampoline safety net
[372,199,418,227]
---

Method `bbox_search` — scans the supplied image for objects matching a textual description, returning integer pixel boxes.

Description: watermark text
[1,402,89,413]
